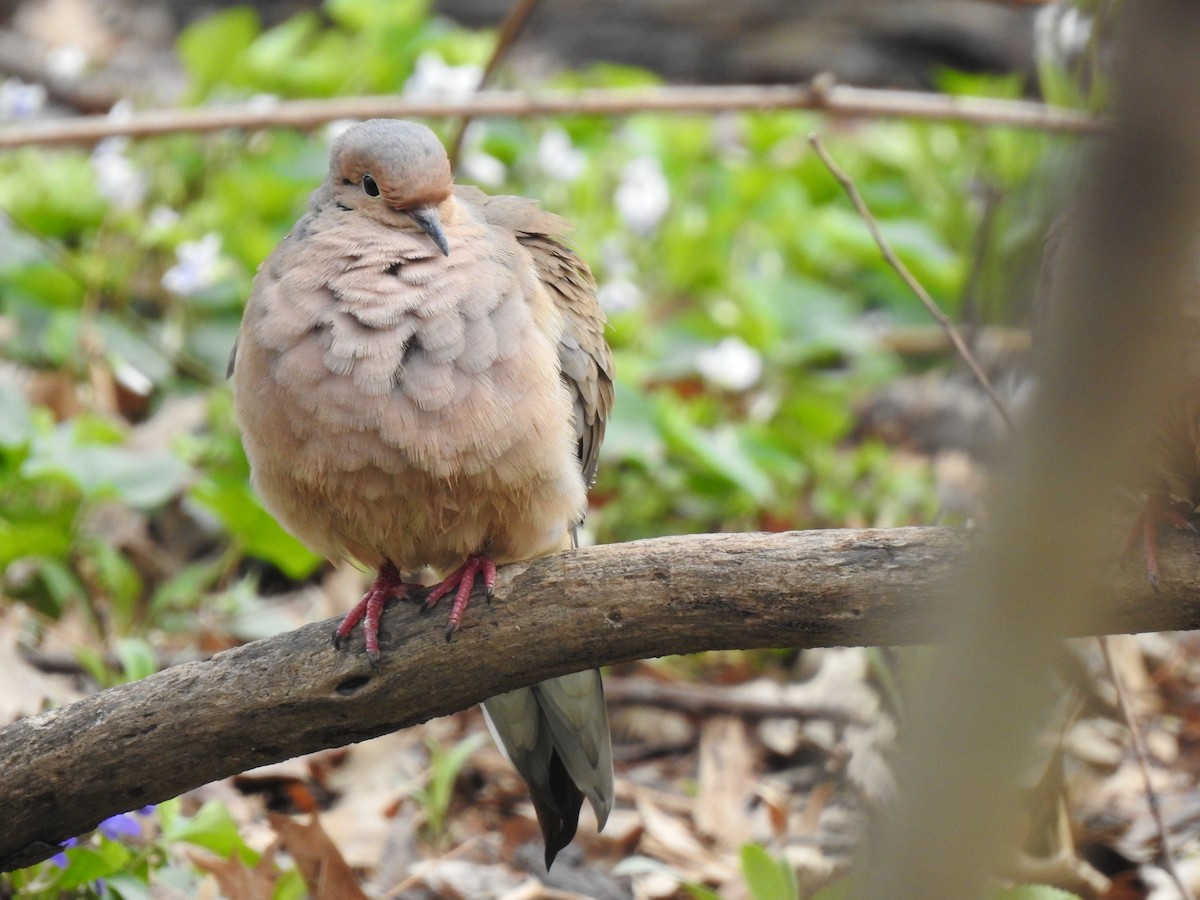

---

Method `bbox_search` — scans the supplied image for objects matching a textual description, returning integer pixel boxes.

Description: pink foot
[333,561,409,664]
[422,553,497,640]
[1122,494,1199,592]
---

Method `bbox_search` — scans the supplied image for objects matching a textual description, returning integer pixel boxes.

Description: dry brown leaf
[635,792,708,865]
[0,606,82,723]
[320,730,427,869]
[696,717,756,846]
[634,790,736,888]
[1105,635,1157,716]
[267,812,370,900]
[408,858,522,898]
[188,843,280,900]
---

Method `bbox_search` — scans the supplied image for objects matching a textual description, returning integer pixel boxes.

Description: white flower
[0,78,47,120]
[615,156,669,236]
[162,234,224,296]
[45,45,88,81]
[91,138,147,210]
[246,93,280,114]
[147,206,180,232]
[600,237,635,277]
[106,98,134,122]
[1034,4,1094,71]
[597,277,644,314]
[324,119,359,144]
[695,336,763,392]
[461,149,506,187]
[537,128,585,182]
[404,52,482,101]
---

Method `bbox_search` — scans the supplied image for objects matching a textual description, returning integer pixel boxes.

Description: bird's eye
[361,174,380,197]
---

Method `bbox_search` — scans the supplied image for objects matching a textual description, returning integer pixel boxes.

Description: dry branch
[0,82,1104,150]
[3,525,1200,872]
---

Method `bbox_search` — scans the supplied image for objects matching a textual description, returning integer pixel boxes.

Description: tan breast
[233,202,586,573]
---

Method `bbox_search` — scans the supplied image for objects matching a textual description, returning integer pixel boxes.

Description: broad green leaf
[740,844,798,900]
[54,841,132,889]
[115,637,159,681]
[23,439,189,509]
[190,476,322,579]
[177,7,260,96]
[163,801,252,861]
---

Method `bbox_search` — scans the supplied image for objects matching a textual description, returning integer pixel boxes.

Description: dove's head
[328,119,454,255]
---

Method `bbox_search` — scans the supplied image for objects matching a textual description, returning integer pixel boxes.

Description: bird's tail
[482,668,614,868]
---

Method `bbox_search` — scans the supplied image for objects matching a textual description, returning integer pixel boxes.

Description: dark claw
[367,649,382,668]
[445,622,457,642]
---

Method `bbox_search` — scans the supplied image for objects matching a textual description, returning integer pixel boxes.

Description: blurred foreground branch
[3,526,1200,872]
[869,1,1200,897]
[0,81,1103,150]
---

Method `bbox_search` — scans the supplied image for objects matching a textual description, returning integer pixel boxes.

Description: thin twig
[604,676,872,724]
[959,181,1004,331]
[0,82,1105,150]
[1098,636,1194,900]
[447,0,545,169]
[807,132,1017,434]
[384,836,481,897]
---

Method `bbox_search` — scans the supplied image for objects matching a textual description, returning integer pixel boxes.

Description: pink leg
[333,561,409,664]
[1123,494,1200,592]
[422,553,497,640]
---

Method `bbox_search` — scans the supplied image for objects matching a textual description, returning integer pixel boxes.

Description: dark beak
[408,206,450,256]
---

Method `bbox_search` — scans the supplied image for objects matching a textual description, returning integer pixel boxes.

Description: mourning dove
[229,119,615,866]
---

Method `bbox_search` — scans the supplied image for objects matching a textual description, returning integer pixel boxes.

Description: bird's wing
[456,186,615,490]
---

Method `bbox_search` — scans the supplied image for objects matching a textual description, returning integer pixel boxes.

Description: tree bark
[1,525,1196,871]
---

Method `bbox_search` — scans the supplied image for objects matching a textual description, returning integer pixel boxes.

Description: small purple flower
[98,813,141,841]
[98,805,154,841]
[49,806,154,869]
[50,836,78,868]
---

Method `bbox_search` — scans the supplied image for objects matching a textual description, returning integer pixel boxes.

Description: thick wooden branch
[2,525,1196,871]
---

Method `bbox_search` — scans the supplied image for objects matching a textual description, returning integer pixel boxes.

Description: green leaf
[420,732,488,840]
[86,541,145,629]
[994,886,1082,900]
[23,438,189,509]
[55,840,132,888]
[273,867,309,900]
[4,262,87,310]
[163,801,252,861]
[740,844,798,900]
[659,407,773,504]
[0,521,75,567]
[115,637,159,681]
[190,475,322,579]
[177,7,260,96]
[325,0,428,32]
[0,151,108,237]
[105,871,155,900]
